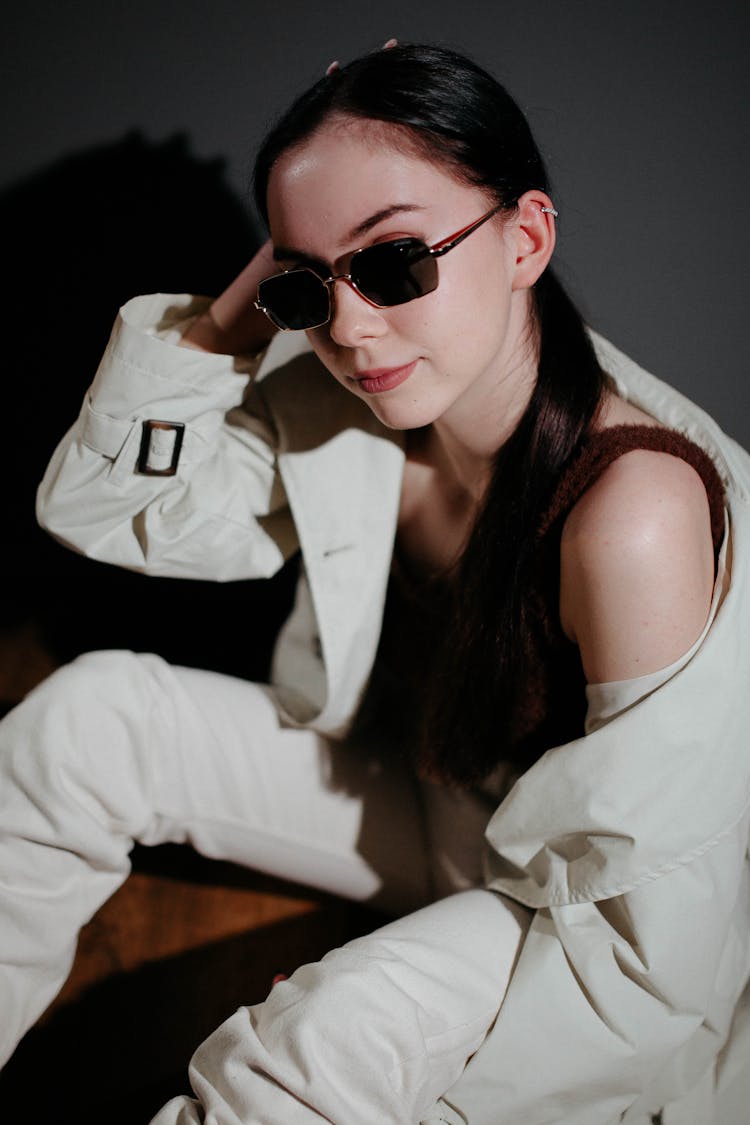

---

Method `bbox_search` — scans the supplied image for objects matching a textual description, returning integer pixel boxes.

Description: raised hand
[180,238,279,355]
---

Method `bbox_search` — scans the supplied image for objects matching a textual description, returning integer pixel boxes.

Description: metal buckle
[137,420,185,476]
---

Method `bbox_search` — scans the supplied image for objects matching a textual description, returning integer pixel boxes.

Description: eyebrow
[272,203,427,262]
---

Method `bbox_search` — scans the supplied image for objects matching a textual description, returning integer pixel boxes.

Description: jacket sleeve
[149,889,531,1125]
[36,293,300,582]
[429,831,749,1125]
[427,516,750,1124]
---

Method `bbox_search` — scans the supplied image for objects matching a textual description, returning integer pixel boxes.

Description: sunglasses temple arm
[428,204,504,259]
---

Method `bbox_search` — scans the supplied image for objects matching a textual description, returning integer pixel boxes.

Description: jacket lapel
[256,345,405,734]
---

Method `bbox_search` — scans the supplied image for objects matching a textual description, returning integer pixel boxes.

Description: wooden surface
[1,854,363,1123]
[49,857,321,1013]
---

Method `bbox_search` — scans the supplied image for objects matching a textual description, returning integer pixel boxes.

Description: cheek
[431,244,510,320]
[405,263,508,361]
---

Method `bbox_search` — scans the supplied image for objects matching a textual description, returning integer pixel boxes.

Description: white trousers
[0,650,530,1123]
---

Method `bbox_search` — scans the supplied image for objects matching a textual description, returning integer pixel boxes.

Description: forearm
[150,888,531,1125]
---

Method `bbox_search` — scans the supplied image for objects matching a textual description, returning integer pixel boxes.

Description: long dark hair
[254,44,605,786]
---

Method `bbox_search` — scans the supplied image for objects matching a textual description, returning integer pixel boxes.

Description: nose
[327,277,387,347]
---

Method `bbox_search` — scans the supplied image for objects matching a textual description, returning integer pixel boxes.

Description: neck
[428,305,538,502]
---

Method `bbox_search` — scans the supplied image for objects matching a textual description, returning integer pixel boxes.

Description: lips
[353,359,418,395]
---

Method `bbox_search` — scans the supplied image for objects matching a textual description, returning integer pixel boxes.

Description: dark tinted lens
[257,269,329,330]
[352,239,438,306]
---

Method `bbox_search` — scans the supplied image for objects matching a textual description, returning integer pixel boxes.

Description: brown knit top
[358,424,727,775]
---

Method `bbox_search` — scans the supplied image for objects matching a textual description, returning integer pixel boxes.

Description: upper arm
[559,449,716,684]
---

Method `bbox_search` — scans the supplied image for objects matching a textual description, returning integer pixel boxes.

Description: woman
[3,42,749,1124]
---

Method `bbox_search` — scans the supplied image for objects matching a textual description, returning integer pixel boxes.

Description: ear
[510,190,557,291]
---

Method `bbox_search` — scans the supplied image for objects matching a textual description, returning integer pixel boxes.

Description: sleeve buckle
[137,420,186,476]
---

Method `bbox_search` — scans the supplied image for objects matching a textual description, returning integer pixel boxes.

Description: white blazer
[38,294,750,1124]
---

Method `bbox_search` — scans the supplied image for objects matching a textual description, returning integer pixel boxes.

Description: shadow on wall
[0,131,298,685]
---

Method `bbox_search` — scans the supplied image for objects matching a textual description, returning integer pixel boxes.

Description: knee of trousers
[0,649,173,856]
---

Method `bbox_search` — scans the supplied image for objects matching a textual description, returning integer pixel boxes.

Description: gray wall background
[3,0,748,444]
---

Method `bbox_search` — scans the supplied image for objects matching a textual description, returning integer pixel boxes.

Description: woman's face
[265,119,533,432]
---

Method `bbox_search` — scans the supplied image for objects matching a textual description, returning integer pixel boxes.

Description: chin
[364,397,441,432]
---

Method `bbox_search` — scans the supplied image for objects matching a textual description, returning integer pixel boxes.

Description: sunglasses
[255,204,503,332]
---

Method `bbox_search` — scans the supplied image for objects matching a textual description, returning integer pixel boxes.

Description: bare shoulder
[562,447,712,547]
[559,447,716,684]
